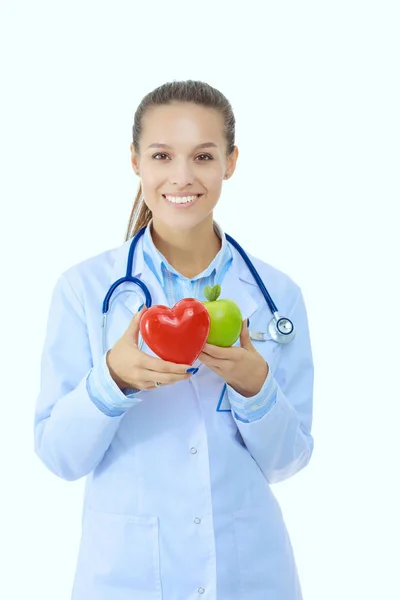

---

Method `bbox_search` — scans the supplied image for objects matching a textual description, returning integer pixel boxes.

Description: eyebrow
[147,142,218,150]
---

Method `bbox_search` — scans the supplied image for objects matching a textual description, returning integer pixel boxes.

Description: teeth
[165,195,199,204]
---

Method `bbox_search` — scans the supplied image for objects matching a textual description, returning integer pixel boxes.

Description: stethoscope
[102,227,295,354]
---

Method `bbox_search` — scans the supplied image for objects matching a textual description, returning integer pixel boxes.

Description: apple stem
[204,284,221,302]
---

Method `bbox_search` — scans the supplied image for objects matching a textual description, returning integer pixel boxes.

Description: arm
[34,273,144,481]
[227,287,314,484]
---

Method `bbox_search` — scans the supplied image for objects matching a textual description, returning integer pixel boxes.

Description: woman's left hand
[198,319,269,398]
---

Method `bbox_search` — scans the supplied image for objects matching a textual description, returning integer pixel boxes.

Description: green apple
[202,284,243,347]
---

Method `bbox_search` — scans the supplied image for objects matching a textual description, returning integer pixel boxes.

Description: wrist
[106,350,128,390]
[232,362,269,398]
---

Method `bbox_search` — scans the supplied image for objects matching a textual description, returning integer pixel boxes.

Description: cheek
[197,170,224,202]
[140,168,160,188]
[139,172,163,206]
[206,163,225,185]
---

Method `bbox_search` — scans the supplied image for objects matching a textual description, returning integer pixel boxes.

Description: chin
[153,209,204,227]
[162,218,202,231]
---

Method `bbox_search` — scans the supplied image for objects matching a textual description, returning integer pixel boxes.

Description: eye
[152,152,170,160]
[152,152,213,161]
[196,154,213,161]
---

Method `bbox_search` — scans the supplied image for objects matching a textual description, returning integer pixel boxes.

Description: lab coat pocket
[73,508,162,600]
[233,505,300,599]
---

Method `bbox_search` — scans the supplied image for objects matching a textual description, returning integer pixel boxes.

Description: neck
[150,216,221,279]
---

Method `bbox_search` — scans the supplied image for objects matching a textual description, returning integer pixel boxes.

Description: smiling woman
[127,93,239,276]
[127,82,237,238]
[34,79,314,600]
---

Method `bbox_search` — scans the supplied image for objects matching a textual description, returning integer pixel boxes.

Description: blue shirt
[87,221,277,422]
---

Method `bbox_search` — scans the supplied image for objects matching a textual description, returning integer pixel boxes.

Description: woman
[34,80,314,600]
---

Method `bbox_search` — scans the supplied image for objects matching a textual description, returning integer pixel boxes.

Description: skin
[130,102,238,278]
[108,102,268,396]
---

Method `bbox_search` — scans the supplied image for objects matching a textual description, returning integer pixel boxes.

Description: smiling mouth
[162,194,203,205]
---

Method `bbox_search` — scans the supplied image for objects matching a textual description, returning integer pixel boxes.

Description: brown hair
[125,80,236,241]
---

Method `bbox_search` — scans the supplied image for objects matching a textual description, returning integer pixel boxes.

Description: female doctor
[34,80,314,600]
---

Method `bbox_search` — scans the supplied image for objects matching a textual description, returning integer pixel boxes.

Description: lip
[162,193,203,209]
[162,193,203,197]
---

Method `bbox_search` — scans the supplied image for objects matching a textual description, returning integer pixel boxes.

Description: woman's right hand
[106,306,196,391]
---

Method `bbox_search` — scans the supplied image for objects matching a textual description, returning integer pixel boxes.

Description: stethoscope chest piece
[268,315,296,344]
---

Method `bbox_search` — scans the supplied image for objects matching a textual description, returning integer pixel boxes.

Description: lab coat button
[198,587,205,594]
[190,447,198,454]
[194,517,201,524]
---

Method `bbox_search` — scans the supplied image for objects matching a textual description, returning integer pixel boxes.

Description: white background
[1,1,399,598]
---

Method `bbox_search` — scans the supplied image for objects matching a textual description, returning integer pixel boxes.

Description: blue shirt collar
[142,219,232,286]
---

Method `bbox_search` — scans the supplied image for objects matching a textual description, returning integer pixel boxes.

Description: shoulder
[63,245,119,281]
[55,241,128,305]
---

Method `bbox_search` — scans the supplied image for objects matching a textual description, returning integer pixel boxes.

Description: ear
[224,146,239,180]
[130,143,141,176]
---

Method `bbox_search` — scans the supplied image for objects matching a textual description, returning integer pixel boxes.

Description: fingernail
[186,367,198,374]
[247,318,250,327]
[138,304,144,311]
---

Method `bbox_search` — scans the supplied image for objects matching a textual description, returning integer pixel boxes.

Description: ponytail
[125,183,152,241]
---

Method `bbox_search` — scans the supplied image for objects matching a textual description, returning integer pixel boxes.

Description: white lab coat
[34,233,314,600]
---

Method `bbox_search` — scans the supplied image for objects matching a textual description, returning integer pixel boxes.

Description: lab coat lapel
[217,247,259,323]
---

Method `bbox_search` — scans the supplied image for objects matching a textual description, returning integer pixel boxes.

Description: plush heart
[139,298,211,365]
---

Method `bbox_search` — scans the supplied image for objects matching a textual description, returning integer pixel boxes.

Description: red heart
[139,298,211,365]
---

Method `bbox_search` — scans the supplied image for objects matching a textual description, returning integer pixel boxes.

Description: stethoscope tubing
[101,227,295,348]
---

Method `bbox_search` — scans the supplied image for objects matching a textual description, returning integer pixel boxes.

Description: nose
[169,158,195,188]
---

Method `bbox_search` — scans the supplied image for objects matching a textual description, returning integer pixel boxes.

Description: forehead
[141,102,225,147]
